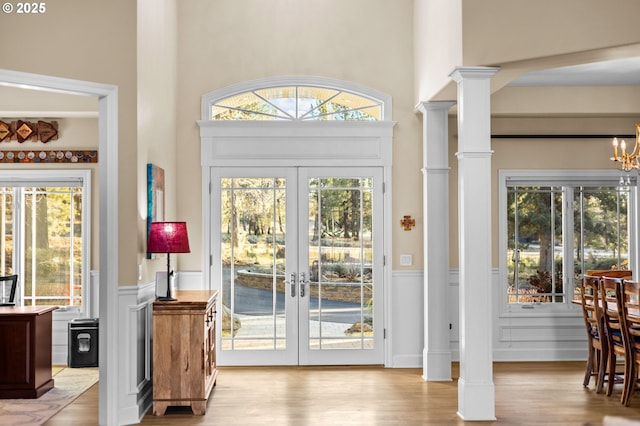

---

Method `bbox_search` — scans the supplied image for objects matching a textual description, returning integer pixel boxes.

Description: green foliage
[509,185,629,275]
[3,187,84,304]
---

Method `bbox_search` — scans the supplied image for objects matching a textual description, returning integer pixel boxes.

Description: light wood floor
[44,362,640,425]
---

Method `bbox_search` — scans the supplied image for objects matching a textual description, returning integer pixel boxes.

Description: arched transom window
[209,83,384,121]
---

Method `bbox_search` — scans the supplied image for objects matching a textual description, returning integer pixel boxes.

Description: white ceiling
[508,57,640,87]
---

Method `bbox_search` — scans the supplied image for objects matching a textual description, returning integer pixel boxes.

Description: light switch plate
[400,254,412,266]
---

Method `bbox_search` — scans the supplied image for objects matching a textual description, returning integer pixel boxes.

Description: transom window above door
[203,77,390,122]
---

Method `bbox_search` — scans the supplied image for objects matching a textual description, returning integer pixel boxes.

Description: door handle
[286,273,296,297]
[299,272,307,298]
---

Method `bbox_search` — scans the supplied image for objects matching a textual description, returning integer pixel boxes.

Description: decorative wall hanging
[37,121,58,143]
[0,120,59,143]
[147,164,166,259]
[0,121,12,142]
[0,150,97,163]
[400,215,416,231]
[15,120,34,142]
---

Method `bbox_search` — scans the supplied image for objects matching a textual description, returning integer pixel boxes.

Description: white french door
[211,166,384,366]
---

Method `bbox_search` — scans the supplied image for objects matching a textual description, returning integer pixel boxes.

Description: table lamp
[147,221,190,301]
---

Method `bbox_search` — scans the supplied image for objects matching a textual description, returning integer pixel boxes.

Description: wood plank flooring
[45,362,640,425]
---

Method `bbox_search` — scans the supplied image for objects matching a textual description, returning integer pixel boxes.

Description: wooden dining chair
[601,276,631,402]
[621,280,640,406]
[581,275,608,392]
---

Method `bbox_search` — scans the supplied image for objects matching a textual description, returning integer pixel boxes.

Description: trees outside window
[502,171,633,305]
[210,86,382,121]
[0,171,90,309]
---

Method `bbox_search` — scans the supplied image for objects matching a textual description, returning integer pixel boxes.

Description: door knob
[285,273,296,297]
[299,272,307,298]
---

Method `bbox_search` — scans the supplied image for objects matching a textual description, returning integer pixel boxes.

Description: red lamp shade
[147,222,190,254]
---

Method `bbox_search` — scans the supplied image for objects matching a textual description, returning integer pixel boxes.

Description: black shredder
[68,318,99,367]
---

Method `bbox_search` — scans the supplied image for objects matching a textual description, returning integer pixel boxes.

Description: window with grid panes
[0,170,90,310]
[502,171,634,306]
[210,86,382,121]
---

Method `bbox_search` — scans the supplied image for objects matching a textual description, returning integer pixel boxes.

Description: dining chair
[621,280,640,406]
[581,275,608,392]
[0,274,18,306]
[601,276,631,402]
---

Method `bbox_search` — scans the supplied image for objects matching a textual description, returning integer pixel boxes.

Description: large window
[210,85,382,121]
[202,77,392,122]
[0,170,90,310]
[501,170,636,308]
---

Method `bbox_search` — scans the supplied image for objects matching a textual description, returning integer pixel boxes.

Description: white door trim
[0,69,118,425]
[198,120,394,366]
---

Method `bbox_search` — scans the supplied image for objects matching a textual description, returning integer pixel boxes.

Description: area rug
[0,367,99,425]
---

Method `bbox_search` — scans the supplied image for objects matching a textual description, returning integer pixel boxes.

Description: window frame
[498,169,638,317]
[0,169,91,314]
[201,76,392,122]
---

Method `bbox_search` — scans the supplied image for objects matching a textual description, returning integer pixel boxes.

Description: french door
[211,166,384,365]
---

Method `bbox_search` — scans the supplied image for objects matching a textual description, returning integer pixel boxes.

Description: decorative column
[449,66,499,421]
[417,101,455,382]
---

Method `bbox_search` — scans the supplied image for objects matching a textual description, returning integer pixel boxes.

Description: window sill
[499,303,582,318]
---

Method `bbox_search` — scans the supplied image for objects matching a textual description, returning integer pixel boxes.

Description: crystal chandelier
[611,123,640,171]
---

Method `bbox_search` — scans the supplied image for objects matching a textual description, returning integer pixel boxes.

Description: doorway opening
[199,76,395,366]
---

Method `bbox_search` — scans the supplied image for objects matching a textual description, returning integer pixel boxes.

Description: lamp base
[156,296,177,302]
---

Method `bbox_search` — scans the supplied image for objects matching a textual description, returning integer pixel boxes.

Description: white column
[417,101,455,382]
[449,66,499,421]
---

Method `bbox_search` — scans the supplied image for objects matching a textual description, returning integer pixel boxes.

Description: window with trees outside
[209,85,382,121]
[0,170,90,310]
[501,170,635,307]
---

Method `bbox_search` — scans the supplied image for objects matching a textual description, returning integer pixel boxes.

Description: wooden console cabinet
[152,290,218,416]
[0,306,57,398]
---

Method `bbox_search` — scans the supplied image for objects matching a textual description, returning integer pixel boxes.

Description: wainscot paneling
[389,270,424,368]
[489,268,586,362]
[116,280,155,425]
[498,323,585,342]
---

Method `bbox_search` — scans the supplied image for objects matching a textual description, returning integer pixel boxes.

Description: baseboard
[391,354,423,368]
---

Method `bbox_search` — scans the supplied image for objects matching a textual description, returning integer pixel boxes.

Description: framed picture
[147,163,165,259]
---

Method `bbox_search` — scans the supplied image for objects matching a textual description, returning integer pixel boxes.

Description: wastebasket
[68,318,99,367]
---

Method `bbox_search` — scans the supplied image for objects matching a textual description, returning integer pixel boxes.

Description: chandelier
[611,123,640,171]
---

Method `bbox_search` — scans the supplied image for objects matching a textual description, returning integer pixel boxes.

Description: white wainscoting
[493,309,586,361]
[389,270,424,367]
[450,268,586,362]
[115,280,155,425]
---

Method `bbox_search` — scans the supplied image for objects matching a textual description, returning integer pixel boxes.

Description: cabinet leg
[153,402,168,416]
[192,401,207,416]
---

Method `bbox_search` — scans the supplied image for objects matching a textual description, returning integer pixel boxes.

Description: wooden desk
[0,306,57,398]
